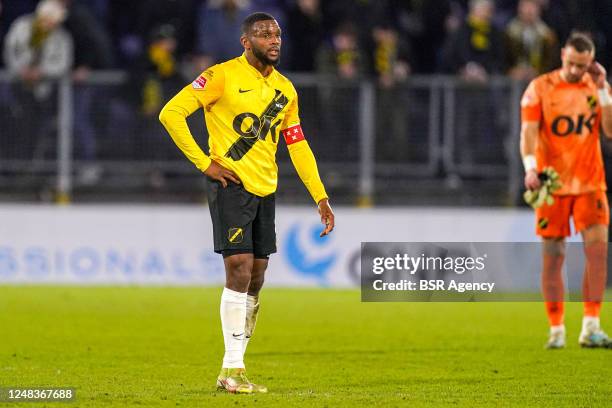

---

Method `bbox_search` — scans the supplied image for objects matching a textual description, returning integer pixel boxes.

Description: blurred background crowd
[0,0,611,205]
[3,0,612,82]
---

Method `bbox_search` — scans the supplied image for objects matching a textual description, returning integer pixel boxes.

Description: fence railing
[0,71,528,205]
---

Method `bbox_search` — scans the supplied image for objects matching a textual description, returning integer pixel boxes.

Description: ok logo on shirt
[551,113,597,137]
[225,90,289,160]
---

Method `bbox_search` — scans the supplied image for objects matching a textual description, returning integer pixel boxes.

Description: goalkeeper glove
[523,167,562,209]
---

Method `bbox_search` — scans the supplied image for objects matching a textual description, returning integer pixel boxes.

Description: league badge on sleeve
[192,75,207,90]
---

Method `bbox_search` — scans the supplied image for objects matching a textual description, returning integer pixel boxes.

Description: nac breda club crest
[225,89,288,160]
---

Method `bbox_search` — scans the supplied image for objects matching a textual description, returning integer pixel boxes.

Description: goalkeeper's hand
[524,169,541,190]
[523,167,562,209]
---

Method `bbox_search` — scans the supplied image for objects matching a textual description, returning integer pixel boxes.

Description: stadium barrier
[0,71,526,204]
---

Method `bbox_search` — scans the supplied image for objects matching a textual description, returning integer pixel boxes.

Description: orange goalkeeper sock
[542,252,565,327]
[583,242,607,318]
[545,301,564,326]
[583,301,601,317]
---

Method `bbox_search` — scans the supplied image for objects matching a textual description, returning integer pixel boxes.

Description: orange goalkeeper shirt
[521,69,606,195]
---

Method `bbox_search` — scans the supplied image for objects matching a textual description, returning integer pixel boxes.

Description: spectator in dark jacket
[194,0,252,71]
[388,0,452,73]
[440,0,506,80]
[58,0,115,182]
[136,0,199,59]
[286,0,323,72]
[60,0,114,71]
[505,0,558,81]
[440,0,507,169]
[131,24,186,161]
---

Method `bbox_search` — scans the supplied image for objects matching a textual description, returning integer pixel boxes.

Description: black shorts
[206,179,276,257]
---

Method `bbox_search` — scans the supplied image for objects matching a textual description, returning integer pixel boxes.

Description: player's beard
[253,46,280,67]
[564,72,581,83]
[561,67,584,83]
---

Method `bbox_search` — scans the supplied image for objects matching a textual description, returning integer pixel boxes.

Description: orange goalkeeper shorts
[535,190,609,238]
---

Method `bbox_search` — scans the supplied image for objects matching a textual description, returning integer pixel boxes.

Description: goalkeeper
[520,32,612,349]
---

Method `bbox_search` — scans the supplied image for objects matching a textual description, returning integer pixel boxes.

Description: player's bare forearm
[520,121,540,190]
[600,105,612,138]
[520,121,538,157]
[588,62,612,137]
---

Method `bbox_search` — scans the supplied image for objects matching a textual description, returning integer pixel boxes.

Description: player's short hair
[565,32,595,53]
[242,12,276,34]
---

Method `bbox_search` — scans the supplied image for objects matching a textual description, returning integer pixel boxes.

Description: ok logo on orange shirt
[550,113,596,137]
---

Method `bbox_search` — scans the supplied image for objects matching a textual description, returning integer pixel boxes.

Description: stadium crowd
[0,0,611,194]
[2,0,612,82]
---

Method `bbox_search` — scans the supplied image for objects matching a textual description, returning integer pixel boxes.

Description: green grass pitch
[0,286,610,407]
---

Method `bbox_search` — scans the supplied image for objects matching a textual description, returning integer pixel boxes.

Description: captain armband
[282,124,305,145]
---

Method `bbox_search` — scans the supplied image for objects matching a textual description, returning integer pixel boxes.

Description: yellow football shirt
[159,53,327,203]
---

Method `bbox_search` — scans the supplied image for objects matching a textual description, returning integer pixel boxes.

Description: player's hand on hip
[204,160,241,188]
[317,199,335,237]
[588,62,607,88]
[524,169,541,190]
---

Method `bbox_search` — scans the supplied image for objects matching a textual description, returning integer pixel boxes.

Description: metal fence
[0,71,528,205]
